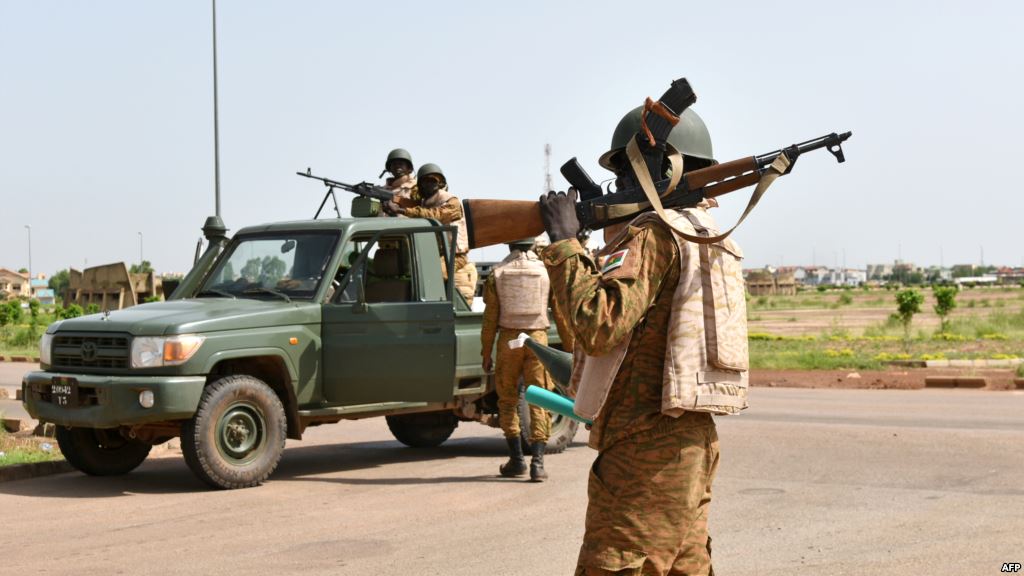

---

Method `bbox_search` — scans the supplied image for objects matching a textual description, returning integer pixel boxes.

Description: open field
[747,285,1024,370]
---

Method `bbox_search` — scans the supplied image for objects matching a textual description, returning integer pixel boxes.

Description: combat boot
[529,442,548,482]
[499,437,528,477]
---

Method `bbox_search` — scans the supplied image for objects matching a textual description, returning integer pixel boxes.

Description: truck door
[321,230,456,405]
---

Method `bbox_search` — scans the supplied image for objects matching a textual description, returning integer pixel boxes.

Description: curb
[924,376,987,389]
[0,356,40,363]
[0,460,73,483]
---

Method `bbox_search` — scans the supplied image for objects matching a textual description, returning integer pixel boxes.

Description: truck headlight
[131,335,205,368]
[39,333,54,365]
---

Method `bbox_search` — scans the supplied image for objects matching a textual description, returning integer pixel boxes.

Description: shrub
[838,293,853,306]
[932,286,958,333]
[894,289,924,348]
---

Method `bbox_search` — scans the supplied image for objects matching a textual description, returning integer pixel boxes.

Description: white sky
[1,0,1022,277]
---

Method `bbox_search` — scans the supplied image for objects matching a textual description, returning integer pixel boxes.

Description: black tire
[55,426,151,476]
[181,375,287,490]
[518,391,579,455]
[386,412,459,448]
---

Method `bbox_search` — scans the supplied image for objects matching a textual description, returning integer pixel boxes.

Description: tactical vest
[424,189,469,255]
[493,250,551,330]
[571,206,749,421]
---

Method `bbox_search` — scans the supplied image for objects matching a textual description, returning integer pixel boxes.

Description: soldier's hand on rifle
[539,189,581,242]
[482,355,493,372]
[384,199,405,216]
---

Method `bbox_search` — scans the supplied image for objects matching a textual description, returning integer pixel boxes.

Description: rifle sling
[624,135,790,245]
[682,211,722,369]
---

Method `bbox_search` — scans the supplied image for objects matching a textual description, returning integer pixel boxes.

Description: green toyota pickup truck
[23,211,576,489]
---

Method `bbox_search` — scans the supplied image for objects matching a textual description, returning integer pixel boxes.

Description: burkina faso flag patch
[601,249,629,274]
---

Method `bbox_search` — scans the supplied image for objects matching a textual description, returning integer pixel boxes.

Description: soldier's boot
[529,442,548,482]
[499,437,528,477]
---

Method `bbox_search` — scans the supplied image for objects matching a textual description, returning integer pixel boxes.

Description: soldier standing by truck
[384,163,477,302]
[480,238,558,481]
[539,107,746,575]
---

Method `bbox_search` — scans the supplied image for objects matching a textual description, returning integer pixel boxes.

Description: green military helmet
[384,148,413,170]
[417,162,446,183]
[507,237,535,251]
[598,107,714,172]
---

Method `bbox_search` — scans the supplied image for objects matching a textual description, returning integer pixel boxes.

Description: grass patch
[0,421,63,468]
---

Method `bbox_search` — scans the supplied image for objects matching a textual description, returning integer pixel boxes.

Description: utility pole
[544,143,553,193]
[138,232,144,264]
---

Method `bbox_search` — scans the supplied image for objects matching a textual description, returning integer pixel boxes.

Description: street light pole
[212,0,222,218]
[24,225,32,284]
[138,232,144,264]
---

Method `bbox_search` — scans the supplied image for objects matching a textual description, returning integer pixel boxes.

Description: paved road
[0,367,1021,575]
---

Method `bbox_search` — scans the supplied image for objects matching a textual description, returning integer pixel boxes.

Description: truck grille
[52,333,131,369]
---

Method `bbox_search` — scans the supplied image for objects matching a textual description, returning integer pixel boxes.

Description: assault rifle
[296,168,418,219]
[462,131,852,248]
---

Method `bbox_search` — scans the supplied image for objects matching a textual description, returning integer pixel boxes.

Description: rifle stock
[463,199,545,249]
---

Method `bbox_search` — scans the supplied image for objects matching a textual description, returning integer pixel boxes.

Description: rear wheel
[386,412,459,448]
[518,388,579,455]
[181,375,287,490]
[55,427,151,476]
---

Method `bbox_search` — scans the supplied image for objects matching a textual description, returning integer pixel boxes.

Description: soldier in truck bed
[384,163,477,303]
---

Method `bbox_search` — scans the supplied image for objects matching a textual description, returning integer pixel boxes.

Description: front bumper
[22,371,206,429]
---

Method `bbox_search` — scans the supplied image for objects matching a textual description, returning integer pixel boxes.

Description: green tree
[894,288,924,347]
[48,269,70,296]
[130,260,154,274]
[29,299,40,321]
[85,303,100,315]
[240,258,262,282]
[0,304,10,330]
[933,286,958,333]
[18,268,28,274]
[259,256,286,285]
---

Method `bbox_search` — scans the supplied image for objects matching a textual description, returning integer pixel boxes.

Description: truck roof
[236,217,440,236]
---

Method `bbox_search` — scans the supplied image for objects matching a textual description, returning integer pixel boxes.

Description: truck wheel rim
[216,402,266,463]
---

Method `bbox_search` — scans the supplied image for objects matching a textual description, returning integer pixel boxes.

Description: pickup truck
[23,209,576,489]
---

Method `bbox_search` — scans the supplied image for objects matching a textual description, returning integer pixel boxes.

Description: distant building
[744,268,797,296]
[34,288,56,306]
[0,268,29,299]
[65,262,163,311]
[996,267,1024,285]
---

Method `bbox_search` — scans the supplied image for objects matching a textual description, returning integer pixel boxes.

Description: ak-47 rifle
[296,168,418,219]
[461,77,852,248]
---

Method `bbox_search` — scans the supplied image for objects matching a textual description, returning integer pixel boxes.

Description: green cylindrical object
[525,385,591,425]
[522,338,573,389]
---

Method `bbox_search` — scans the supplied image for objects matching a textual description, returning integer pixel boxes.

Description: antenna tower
[544,143,553,193]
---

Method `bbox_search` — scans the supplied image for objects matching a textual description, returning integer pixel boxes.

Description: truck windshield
[197,232,339,301]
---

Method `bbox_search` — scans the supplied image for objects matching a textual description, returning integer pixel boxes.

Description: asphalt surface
[0,362,1021,575]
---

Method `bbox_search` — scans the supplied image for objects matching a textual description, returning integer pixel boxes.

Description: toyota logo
[81,341,98,362]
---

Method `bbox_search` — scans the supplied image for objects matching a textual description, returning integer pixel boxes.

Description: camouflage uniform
[481,252,553,443]
[378,175,419,218]
[543,212,720,576]
[403,191,476,302]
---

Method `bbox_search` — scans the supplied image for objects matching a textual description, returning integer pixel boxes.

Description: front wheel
[181,375,287,490]
[56,427,151,476]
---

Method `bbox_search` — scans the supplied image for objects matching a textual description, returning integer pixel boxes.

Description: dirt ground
[751,368,1021,390]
